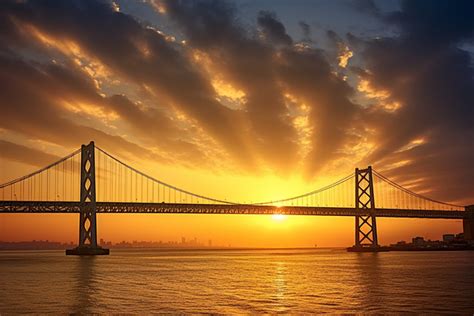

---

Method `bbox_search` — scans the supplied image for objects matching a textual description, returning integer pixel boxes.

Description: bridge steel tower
[348,166,384,252]
[464,205,474,242]
[66,142,109,255]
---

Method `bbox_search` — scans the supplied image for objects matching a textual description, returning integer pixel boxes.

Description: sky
[0,0,473,247]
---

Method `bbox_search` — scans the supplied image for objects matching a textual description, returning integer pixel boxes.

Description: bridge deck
[0,201,466,219]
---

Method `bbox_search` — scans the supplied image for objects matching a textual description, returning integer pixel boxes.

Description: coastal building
[443,234,455,242]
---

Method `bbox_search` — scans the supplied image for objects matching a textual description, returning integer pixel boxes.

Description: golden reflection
[71,257,98,313]
[273,261,287,307]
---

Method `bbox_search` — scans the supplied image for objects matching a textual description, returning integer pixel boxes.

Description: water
[0,248,473,313]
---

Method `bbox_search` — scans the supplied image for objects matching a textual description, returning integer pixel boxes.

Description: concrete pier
[66,246,109,256]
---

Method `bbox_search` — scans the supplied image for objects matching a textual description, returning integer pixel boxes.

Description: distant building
[443,234,455,242]
[412,236,425,246]
[0,240,67,250]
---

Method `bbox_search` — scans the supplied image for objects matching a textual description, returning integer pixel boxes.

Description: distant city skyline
[1,228,467,251]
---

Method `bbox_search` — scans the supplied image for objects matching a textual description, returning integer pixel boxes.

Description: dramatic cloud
[257,11,293,46]
[298,21,311,41]
[157,0,361,174]
[0,140,59,167]
[0,0,472,204]
[159,0,301,171]
[0,0,245,168]
[355,0,474,203]
[351,0,381,17]
[0,50,164,162]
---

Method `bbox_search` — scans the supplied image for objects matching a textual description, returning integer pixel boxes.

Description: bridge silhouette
[1,141,473,255]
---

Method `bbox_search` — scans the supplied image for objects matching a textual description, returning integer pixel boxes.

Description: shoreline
[0,246,335,252]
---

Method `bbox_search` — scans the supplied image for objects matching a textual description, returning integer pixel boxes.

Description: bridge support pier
[348,166,387,252]
[463,205,474,243]
[66,142,108,256]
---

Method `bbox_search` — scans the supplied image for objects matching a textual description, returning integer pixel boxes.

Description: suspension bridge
[1,141,473,255]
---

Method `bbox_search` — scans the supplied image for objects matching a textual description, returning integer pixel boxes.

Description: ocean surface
[0,248,473,314]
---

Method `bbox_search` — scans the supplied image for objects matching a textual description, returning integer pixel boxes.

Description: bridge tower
[463,205,474,243]
[66,141,109,255]
[348,166,383,252]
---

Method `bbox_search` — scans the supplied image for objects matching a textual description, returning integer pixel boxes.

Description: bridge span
[1,141,473,255]
[0,201,467,219]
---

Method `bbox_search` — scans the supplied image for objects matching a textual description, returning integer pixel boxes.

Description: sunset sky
[1,0,473,247]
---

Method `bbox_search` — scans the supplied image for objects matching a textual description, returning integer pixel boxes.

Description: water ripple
[0,249,473,313]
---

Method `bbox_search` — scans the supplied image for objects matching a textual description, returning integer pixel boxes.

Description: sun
[271,214,287,221]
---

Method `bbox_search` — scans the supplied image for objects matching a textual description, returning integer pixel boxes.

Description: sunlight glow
[272,214,287,221]
[211,79,246,101]
[338,46,353,68]
[357,79,403,112]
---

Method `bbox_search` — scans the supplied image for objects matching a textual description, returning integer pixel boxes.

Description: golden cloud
[357,79,402,112]
[338,45,353,68]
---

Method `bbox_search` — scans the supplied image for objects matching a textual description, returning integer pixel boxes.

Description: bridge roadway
[0,201,466,219]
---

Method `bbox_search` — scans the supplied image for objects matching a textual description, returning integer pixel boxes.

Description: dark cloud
[374,131,474,204]
[0,51,163,163]
[0,0,363,176]
[387,1,474,46]
[106,95,216,167]
[257,11,293,46]
[0,52,221,169]
[0,35,209,167]
[0,0,254,170]
[326,30,346,62]
[275,47,359,174]
[160,0,300,171]
[298,21,311,41]
[350,0,381,17]
[159,0,362,175]
[0,140,59,167]
[358,0,474,203]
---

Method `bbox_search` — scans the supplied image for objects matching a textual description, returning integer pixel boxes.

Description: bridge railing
[95,147,236,205]
[372,170,464,211]
[250,174,355,208]
[0,149,81,202]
